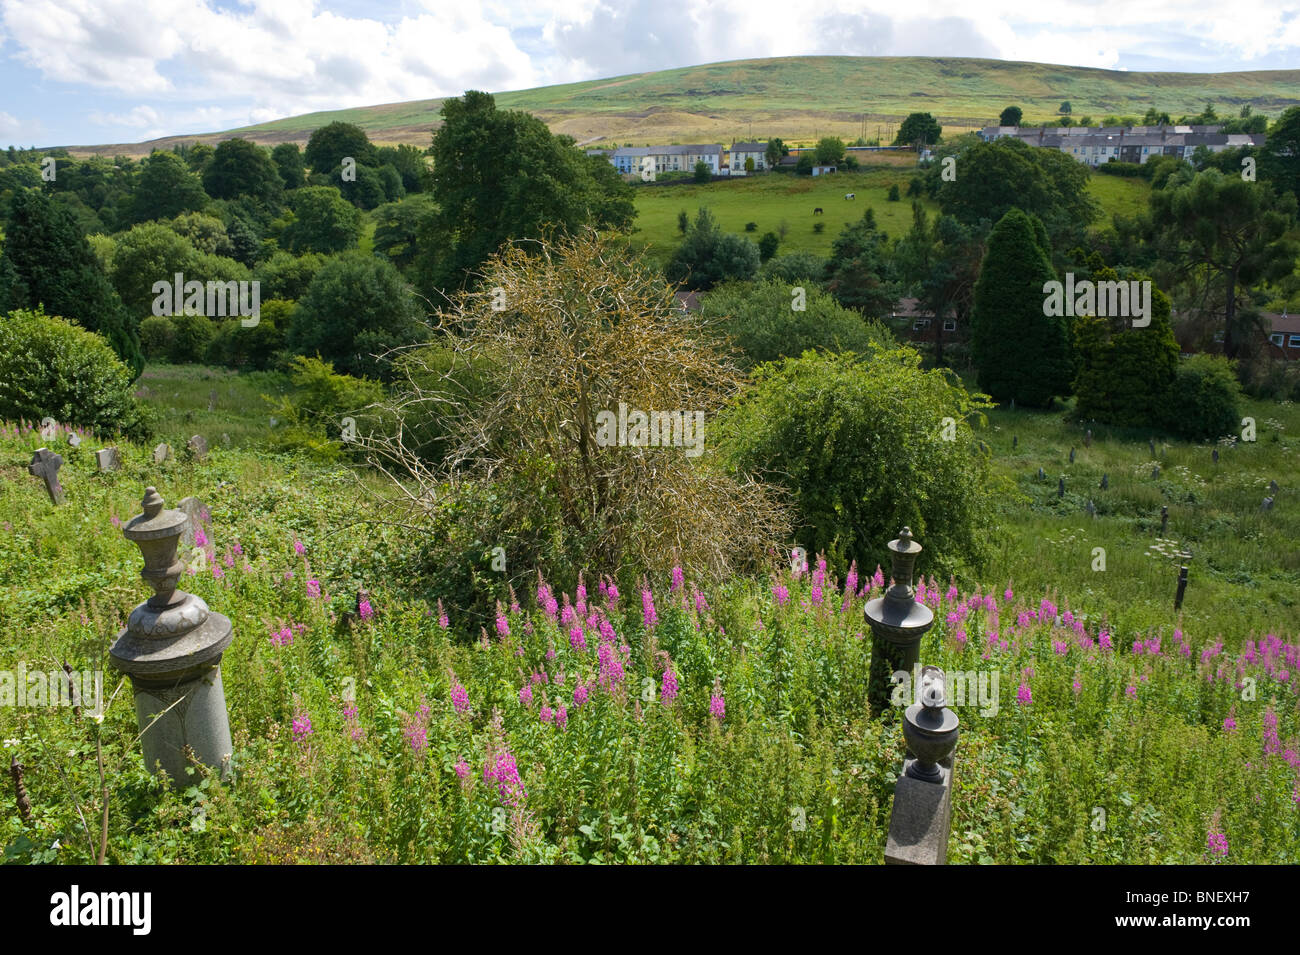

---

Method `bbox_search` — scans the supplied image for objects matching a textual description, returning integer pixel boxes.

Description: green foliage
[266,354,386,459]
[167,212,232,256]
[698,278,893,368]
[253,249,327,301]
[720,347,995,575]
[375,144,429,193]
[0,307,151,440]
[389,340,500,466]
[1165,354,1243,440]
[999,106,1023,126]
[280,186,362,255]
[289,250,423,379]
[139,315,174,360]
[271,143,306,191]
[887,184,900,201]
[110,223,201,317]
[764,138,788,166]
[971,208,1070,407]
[677,210,689,235]
[127,152,209,225]
[304,122,377,176]
[814,137,845,165]
[824,208,893,316]
[693,160,711,183]
[202,139,284,208]
[795,153,814,175]
[757,231,779,261]
[665,208,760,291]
[1072,271,1180,427]
[759,251,827,285]
[206,299,290,371]
[373,195,438,272]
[1,189,142,376]
[895,112,942,146]
[340,162,389,210]
[1262,106,1300,198]
[168,312,216,364]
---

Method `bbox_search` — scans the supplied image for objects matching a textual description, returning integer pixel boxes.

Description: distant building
[728,141,769,173]
[811,164,837,176]
[607,144,723,176]
[976,124,1265,167]
[1264,311,1300,360]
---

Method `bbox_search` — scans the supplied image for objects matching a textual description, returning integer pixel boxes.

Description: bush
[0,308,152,441]
[720,347,996,576]
[757,231,780,262]
[760,251,828,285]
[887,184,901,201]
[697,278,894,368]
[266,355,387,459]
[813,222,825,234]
[666,208,760,291]
[205,299,290,371]
[253,250,326,301]
[167,312,216,364]
[139,315,175,360]
[1165,354,1243,440]
[744,221,758,232]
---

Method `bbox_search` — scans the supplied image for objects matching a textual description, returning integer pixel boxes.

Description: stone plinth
[885,760,953,865]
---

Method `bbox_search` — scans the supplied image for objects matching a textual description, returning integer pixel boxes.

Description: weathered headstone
[1058,476,1065,498]
[1009,398,1015,411]
[221,434,231,447]
[153,443,171,464]
[187,434,208,462]
[1152,465,1160,479]
[1012,435,1017,449]
[1069,447,1075,464]
[1100,473,1109,490]
[109,487,234,787]
[1149,437,1156,457]
[95,448,120,472]
[67,432,81,449]
[1262,496,1274,512]
[208,390,217,412]
[1085,499,1096,518]
[269,416,278,428]
[177,496,208,550]
[1085,429,1092,448]
[1212,448,1219,464]
[1160,505,1168,536]
[1174,564,1189,611]
[1037,467,1045,480]
[885,666,958,866]
[28,448,64,504]
[1269,479,1279,495]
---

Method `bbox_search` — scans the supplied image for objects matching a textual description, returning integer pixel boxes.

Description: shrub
[1165,354,1243,440]
[757,231,780,262]
[760,251,828,285]
[206,299,290,371]
[666,208,760,291]
[697,278,894,368]
[254,250,326,301]
[266,355,387,459]
[720,347,996,577]
[0,308,152,441]
[167,312,216,364]
[813,221,825,234]
[744,221,758,232]
[139,315,175,360]
[887,184,901,201]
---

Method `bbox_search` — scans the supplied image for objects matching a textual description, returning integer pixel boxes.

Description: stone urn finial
[902,665,959,783]
[123,486,190,610]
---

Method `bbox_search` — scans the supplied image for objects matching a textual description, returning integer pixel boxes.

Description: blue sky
[1,0,1297,148]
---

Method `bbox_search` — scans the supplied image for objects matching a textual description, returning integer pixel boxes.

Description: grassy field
[2,363,1296,863]
[66,55,1300,156]
[630,166,1152,265]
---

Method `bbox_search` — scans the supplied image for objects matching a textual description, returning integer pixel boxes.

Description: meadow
[629,166,1151,265]
[1,366,1296,863]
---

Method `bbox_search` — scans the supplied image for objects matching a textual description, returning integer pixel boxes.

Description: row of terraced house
[977,123,1266,166]
[587,142,772,177]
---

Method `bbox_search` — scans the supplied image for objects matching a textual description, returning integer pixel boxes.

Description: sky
[0,0,1297,147]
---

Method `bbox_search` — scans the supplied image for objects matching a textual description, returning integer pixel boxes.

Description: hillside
[64,55,1300,157]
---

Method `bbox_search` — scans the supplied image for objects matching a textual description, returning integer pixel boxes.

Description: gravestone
[1152,465,1160,479]
[221,434,231,447]
[1100,473,1109,491]
[1057,477,1065,498]
[1269,479,1279,495]
[95,448,120,471]
[153,443,171,464]
[1160,505,1168,536]
[28,448,65,504]
[1037,467,1045,481]
[1069,447,1075,464]
[1149,437,1156,457]
[979,441,987,455]
[1009,398,1015,411]
[208,390,217,412]
[1212,448,1219,464]
[1085,429,1092,448]
[1174,564,1190,611]
[1085,499,1096,518]
[177,496,208,550]
[187,434,208,463]
[1012,436,1017,449]
[269,416,278,428]
[67,432,81,449]
[1262,496,1274,512]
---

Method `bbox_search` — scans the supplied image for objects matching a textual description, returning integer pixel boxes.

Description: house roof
[730,142,767,151]
[1268,312,1300,334]
[612,144,722,157]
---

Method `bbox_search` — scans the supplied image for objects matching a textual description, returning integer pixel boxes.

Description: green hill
[65,55,1300,157]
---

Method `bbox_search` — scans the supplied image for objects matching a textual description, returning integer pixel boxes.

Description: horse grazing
[844,193,855,200]
[813,207,823,215]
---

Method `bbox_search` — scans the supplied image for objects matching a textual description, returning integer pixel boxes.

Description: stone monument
[885,665,959,865]
[865,528,933,716]
[28,448,65,504]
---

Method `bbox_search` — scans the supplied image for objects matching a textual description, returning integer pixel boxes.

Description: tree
[720,348,995,577]
[127,152,208,225]
[422,90,635,292]
[271,143,306,191]
[887,184,901,201]
[693,160,711,183]
[895,113,942,147]
[757,231,780,262]
[677,210,689,235]
[203,138,284,207]
[280,186,362,254]
[999,106,1023,127]
[1059,102,1072,115]
[341,162,388,209]
[304,122,376,176]
[1072,267,1180,427]
[666,207,760,291]
[1147,170,1298,359]
[744,157,755,173]
[815,137,845,165]
[698,278,892,368]
[253,250,326,301]
[933,137,1097,252]
[825,208,895,316]
[1,190,142,375]
[893,203,985,367]
[375,144,429,193]
[372,194,438,272]
[765,138,789,167]
[970,208,1070,406]
[1261,106,1300,198]
[110,223,202,316]
[361,230,789,588]
[289,250,423,379]
[795,153,815,175]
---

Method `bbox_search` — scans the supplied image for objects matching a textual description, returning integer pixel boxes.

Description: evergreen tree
[1,190,142,376]
[127,151,208,225]
[825,208,895,316]
[970,208,1069,406]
